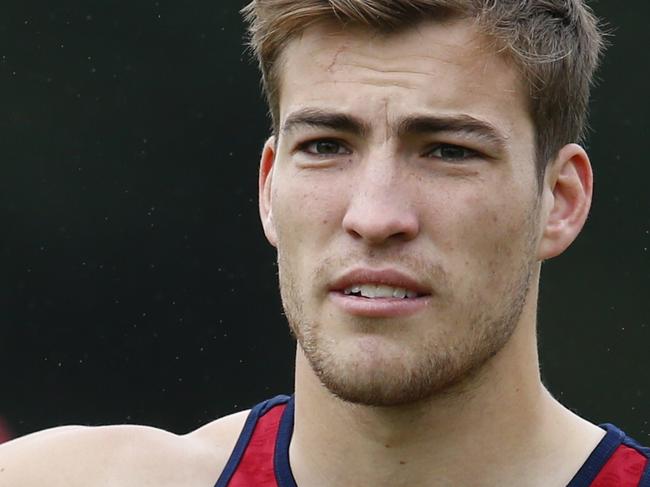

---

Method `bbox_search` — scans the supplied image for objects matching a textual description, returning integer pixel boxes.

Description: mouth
[342,284,423,299]
[329,268,431,318]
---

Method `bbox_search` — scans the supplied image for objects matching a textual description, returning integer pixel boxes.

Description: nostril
[342,210,419,244]
[345,227,363,240]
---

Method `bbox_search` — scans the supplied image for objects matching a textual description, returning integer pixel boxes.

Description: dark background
[0,1,647,440]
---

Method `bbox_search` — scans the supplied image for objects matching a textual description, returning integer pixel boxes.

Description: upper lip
[328,268,431,295]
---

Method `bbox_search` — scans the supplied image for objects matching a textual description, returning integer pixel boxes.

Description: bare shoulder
[0,410,250,487]
[187,408,250,463]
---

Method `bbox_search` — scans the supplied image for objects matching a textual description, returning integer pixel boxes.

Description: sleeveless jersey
[214,395,650,487]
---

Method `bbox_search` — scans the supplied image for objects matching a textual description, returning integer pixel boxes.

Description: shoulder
[0,411,250,487]
[572,423,650,487]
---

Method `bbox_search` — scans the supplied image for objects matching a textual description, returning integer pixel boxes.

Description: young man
[0,1,647,486]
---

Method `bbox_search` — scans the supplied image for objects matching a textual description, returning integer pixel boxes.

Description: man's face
[261,19,543,406]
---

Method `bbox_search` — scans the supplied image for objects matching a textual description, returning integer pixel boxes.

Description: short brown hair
[242,0,606,178]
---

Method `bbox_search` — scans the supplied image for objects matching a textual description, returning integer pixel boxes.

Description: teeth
[343,284,418,299]
[392,288,406,299]
[360,285,377,298]
[373,285,395,298]
[343,285,361,295]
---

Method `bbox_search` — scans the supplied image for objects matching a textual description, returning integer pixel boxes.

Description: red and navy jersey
[0,416,12,444]
[215,395,295,487]
[214,395,650,487]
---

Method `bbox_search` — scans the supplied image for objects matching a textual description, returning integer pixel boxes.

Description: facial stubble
[277,205,540,407]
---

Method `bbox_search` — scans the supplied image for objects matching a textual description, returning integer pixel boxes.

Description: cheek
[272,174,347,252]
[436,187,537,274]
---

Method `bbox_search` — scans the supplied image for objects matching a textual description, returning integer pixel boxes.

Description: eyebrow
[397,114,508,151]
[281,108,370,137]
[281,108,508,151]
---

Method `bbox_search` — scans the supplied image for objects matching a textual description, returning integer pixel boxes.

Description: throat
[291,346,560,487]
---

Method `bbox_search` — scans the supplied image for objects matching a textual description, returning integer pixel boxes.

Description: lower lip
[329,292,430,318]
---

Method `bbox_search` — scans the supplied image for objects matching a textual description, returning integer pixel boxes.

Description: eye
[300,139,350,156]
[425,144,477,162]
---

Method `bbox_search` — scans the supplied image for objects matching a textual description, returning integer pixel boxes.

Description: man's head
[244,1,603,407]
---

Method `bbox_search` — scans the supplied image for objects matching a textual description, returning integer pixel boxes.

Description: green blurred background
[0,1,647,440]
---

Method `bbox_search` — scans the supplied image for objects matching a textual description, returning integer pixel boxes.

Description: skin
[0,18,601,487]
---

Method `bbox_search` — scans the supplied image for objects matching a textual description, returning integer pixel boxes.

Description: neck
[289,285,604,487]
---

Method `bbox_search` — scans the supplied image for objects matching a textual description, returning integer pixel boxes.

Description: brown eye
[427,144,476,161]
[303,140,349,155]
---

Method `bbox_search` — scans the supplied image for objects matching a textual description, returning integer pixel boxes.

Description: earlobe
[259,136,278,247]
[538,143,593,260]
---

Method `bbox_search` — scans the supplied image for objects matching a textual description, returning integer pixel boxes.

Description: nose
[341,161,420,245]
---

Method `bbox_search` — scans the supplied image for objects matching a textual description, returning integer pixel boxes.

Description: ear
[538,143,593,260]
[259,136,278,247]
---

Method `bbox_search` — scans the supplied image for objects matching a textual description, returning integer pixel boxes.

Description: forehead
[275,19,531,139]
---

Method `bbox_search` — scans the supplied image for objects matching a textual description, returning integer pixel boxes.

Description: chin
[301,334,482,407]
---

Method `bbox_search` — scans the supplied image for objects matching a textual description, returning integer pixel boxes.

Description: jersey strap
[214,395,297,487]
[568,424,650,487]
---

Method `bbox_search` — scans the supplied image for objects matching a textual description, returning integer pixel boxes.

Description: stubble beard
[277,215,539,408]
